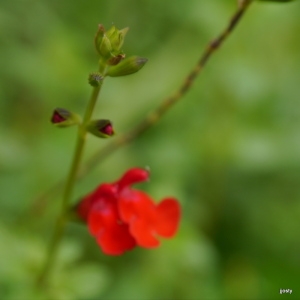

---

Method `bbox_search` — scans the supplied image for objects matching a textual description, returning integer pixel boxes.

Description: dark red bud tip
[87,119,114,138]
[100,123,114,136]
[51,108,68,124]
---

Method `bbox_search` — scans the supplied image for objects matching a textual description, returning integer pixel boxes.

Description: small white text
[280,289,292,294]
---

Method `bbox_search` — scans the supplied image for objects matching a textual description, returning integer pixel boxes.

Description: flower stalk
[38,67,105,286]
[38,24,147,286]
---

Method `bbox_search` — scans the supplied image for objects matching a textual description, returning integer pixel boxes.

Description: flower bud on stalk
[94,24,129,65]
[87,119,115,138]
[106,56,148,77]
[51,108,81,127]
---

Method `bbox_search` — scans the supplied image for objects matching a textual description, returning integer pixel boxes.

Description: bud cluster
[50,24,148,140]
[94,24,148,77]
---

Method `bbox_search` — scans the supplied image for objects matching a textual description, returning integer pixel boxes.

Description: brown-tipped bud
[88,72,104,87]
[51,108,81,127]
[87,119,115,138]
[107,53,125,66]
[106,56,148,77]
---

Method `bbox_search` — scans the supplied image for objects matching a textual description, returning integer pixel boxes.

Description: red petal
[92,183,117,200]
[118,189,155,223]
[119,190,161,248]
[154,198,181,237]
[129,218,160,248]
[96,223,136,255]
[76,183,117,221]
[88,199,136,255]
[116,168,149,191]
[87,200,118,236]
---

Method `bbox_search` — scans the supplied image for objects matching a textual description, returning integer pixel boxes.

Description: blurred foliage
[0,0,300,299]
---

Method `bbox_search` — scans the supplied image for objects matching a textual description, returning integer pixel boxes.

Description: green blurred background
[1,0,300,299]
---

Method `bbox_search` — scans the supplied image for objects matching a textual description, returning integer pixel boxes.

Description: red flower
[76,168,181,255]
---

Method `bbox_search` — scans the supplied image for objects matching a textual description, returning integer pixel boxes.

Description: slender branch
[30,0,252,217]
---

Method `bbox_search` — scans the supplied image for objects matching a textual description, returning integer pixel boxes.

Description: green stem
[62,85,101,211]
[38,73,105,286]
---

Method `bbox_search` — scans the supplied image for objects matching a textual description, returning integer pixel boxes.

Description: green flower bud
[107,26,129,52]
[87,119,115,138]
[51,108,81,128]
[88,72,104,87]
[94,24,130,64]
[106,56,148,77]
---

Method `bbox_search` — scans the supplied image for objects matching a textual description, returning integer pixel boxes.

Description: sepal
[106,56,148,77]
[51,108,81,127]
[99,35,112,59]
[94,24,106,56]
[107,53,125,66]
[87,119,115,138]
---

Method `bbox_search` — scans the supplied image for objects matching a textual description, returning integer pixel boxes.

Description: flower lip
[116,168,150,191]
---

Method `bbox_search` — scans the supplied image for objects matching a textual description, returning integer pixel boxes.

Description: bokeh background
[1,0,300,299]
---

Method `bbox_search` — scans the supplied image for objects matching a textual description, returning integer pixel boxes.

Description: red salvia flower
[76,168,181,255]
